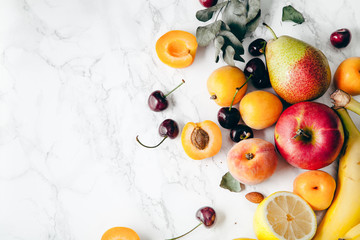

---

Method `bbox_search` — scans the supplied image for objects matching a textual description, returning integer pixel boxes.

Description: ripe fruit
[248,38,267,56]
[274,102,344,170]
[342,222,360,240]
[181,120,222,160]
[330,28,351,48]
[166,206,216,240]
[230,124,253,143]
[148,80,185,111]
[333,57,360,96]
[244,58,271,88]
[253,191,317,240]
[199,0,218,8]
[313,105,360,239]
[293,170,336,211]
[227,138,278,185]
[156,30,197,68]
[264,23,331,104]
[207,66,247,107]
[101,227,140,240]
[136,119,179,148]
[239,90,283,130]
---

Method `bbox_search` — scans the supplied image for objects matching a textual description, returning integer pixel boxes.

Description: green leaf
[246,0,260,23]
[223,45,236,66]
[246,10,261,34]
[220,172,244,192]
[218,30,244,55]
[196,20,222,47]
[214,35,225,63]
[222,0,247,41]
[282,5,305,24]
[196,1,227,22]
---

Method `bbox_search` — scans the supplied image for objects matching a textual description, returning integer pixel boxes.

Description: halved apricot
[181,120,222,160]
[156,30,197,68]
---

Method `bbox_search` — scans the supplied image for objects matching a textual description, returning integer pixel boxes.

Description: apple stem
[263,23,278,40]
[245,153,254,160]
[166,222,203,240]
[229,74,252,111]
[136,135,168,148]
[165,79,185,98]
[292,129,310,139]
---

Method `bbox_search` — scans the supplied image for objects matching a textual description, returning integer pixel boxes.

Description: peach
[227,138,278,185]
[293,170,336,211]
[156,30,198,68]
[334,57,360,96]
[181,120,222,160]
[239,91,283,130]
[207,66,247,107]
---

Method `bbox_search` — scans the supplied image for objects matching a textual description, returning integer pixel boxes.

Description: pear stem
[229,74,252,111]
[166,222,203,240]
[136,135,168,148]
[263,23,278,40]
[165,79,185,98]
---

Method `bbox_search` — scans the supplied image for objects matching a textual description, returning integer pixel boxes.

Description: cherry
[248,38,267,56]
[148,80,185,112]
[244,58,271,89]
[166,206,216,240]
[136,119,179,148]
[199,0,218,8]
[330,28,351,48]
[230,124,253,142]
[217,75,252,129]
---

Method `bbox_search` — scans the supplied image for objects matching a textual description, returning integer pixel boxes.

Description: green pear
[264,24,331,104]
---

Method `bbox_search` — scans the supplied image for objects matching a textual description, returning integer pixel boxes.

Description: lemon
[253,191,316,240]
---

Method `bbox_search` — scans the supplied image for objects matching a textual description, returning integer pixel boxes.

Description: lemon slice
[254,191,317,240]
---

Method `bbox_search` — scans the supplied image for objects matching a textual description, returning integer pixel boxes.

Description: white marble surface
[0,0,359,239]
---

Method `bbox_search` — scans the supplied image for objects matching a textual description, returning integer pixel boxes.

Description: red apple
[274,102,344,170]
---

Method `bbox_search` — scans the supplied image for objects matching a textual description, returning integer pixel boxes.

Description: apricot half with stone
[181,120,222,160]
[207,66,247,107]
[156,30,197,68]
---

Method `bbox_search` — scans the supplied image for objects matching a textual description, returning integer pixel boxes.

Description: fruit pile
[103,1,360,240]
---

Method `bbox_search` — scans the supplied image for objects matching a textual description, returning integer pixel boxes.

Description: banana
[342,222,360,239]
[313,105,360,240]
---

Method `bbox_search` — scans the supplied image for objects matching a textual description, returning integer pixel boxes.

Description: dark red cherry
[330,29,351,48]
[252,70,271,89]
[148,80,185,111]
[230,124,253,142]
[136,119,179,148]
[199,0,218,8]
[166,206,216,240]
[218,107,240,129]
[244,58,266,79]
[248,38,267,56]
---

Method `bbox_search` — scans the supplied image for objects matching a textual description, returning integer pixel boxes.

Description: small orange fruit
[156,30,197,68]
[181,120,222,160]
[101,227,140,240]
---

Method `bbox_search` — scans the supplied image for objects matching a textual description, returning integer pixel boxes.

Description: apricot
[155,30,197,68]
[239,90,283,130]
[207,66,247,107]
[101,227,140,240]
[181,120,222,160]
[227,138,278,185]
[333,57,360,96]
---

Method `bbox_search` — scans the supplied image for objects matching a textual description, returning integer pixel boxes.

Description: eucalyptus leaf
[220,172,244,192]
[222,0,247,41]
[196,20,222,47]
[246,10,261,34]
[282,5,305,24]
[246,0,260,23]
[196,1,227,22]
[214,35,225,62]
[223,45,236,66]
[218,30,244,54]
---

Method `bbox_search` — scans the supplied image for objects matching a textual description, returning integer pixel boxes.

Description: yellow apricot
[101,227,140,240]
[239,91,283,130]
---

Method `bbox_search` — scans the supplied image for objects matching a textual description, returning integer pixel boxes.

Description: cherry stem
[136,135,168,148]
[229,74,252,111]
[240,132,252,140]
[166,222,203,240]
[165,79,185,98]
[292,129,310,139]
[263,23,278,40]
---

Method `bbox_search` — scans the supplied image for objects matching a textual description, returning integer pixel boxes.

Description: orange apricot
[181,120,222,160]
[101,227,140,240]
[155,30,197,68]
[239,91,283,130]
[207,66,247,107]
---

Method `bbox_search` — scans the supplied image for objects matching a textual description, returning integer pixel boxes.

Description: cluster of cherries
[136,80,185,148]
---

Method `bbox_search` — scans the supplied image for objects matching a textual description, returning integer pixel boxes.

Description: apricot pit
[181,120,222,160]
